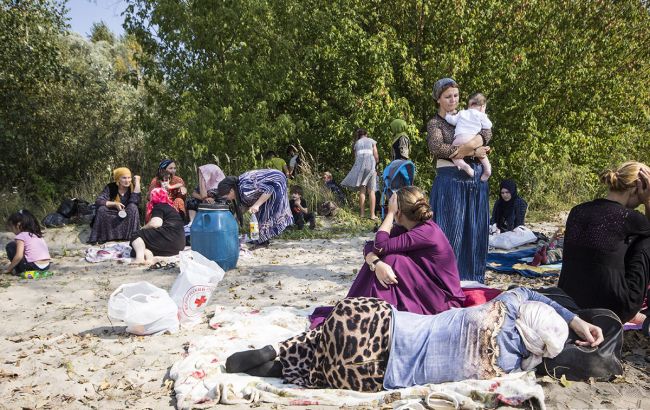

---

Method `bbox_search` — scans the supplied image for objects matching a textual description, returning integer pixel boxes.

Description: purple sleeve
[95,185,111,207]
[127,191,141,205]
[372,224,433,255]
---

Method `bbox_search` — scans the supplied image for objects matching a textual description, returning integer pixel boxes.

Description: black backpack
[537,308,623,381]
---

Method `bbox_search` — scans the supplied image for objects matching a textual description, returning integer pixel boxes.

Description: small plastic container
[249,213,260,241]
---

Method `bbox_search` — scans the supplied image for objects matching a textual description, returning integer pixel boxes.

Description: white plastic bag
[489,226,537,250]
[108,281,179,335]
[170,250,225,327]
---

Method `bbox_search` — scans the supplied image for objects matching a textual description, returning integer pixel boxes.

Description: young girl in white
[4,209,51,274]
[445,93,493,181]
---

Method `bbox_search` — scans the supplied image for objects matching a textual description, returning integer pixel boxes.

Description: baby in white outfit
[445,93,492,181]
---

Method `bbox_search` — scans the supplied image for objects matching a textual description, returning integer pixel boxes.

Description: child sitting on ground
[289,186,316,229]
[445,92,493,181]
[3,209,51,274]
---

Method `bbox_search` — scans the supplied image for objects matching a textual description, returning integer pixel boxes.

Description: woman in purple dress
[310,186,465,327]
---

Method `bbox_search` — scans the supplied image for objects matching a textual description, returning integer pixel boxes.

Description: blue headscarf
[159,159,174,170]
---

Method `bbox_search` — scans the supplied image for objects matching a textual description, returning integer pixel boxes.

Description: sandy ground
[0,222,648,410]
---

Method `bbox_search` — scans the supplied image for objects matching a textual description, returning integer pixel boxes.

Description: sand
[0,223,648,409]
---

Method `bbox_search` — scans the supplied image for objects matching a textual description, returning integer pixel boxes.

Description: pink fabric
[15,232,50,262]
[199,164,226,191]
[461,287,503,307]
[146,187,174,222]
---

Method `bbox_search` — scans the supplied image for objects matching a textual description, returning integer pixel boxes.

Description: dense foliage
[1,0,649,216]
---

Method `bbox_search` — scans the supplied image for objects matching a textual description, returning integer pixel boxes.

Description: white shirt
[445,108,492,137]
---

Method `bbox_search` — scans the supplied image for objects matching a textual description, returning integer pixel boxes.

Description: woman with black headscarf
[491,179,528,232]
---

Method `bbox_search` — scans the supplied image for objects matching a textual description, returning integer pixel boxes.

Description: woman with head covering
[389,118,410,160]
[88,167,141,244]
[130,187,186,264]
[427,77,492,282]
[559,162,650,332]
[186,164,226,222]
[148,159,187,218]
[216,169,293,247]
[309,187,465,328]
[225,287,603,391]
[491,179,528,232]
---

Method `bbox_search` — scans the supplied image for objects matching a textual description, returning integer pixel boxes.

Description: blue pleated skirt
[429,163,489,282]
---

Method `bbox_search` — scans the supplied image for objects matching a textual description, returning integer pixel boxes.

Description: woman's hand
[474,146,491,158]
[205,197,215,204]
[108,201,125,211]
[637,167,650,206]
[570,316,604,347]
[374,261,398,288]
[249,204,259,214]
[180,186,188,196]
[387,193,398,215]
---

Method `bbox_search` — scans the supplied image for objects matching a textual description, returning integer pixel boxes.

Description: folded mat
[171,305,546,409]
[487,248,561,278]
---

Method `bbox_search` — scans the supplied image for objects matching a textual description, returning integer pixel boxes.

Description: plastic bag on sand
[170,250,225,327]
[108,281,179,335]
[489,226,537,250]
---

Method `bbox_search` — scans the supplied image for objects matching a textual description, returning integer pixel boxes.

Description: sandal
[163,262,178,270]
[146,262,164,271]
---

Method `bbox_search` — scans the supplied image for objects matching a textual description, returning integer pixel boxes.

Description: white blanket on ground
[170,306,546,409]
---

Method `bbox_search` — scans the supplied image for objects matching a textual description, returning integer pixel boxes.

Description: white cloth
[515,301,569,370]
[445,108,492,141]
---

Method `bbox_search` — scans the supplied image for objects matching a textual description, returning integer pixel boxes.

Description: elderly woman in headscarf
[147,159,187,218]
[216,169,293,247]
[88,167,141,244]
[225,287,603,391]
[186,164,226,222]
[491,179,529,233]
[130,187,186,264]
[390,118,410,160]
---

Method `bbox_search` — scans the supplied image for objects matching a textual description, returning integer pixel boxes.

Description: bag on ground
[170,250,225,327]
[108,281,179,335]
[42,212,69,228]
[489,226,537,250]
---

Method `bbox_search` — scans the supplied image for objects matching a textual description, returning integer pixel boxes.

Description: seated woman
[559,161,650,330]
[225,288,604,391]
[216,169,293,247]
[148,159,187,219]
[130,188,186,264]
[490,179,528,233]
[186,164,226,222]
[88,168,141,244]
[309,186,465,328]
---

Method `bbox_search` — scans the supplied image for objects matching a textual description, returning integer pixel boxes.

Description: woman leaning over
[427,77,492,282]
[88,168,141,244]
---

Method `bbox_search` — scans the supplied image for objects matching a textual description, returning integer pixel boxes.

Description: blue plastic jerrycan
[190,203,239,271]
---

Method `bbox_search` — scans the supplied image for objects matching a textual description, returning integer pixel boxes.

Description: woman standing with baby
[427,78,492,282]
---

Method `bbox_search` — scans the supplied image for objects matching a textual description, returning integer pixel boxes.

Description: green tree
[89,20,115,44]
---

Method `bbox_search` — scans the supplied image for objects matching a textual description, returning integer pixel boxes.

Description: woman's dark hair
[6,209,43,237]
[216,176,243,226]
[355,128,368,140]
[290,185,304,196]
[157,169,171,181]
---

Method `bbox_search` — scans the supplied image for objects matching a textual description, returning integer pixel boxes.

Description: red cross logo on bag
[194,295,207,307]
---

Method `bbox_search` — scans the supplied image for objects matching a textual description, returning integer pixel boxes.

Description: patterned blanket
[170,305,546,409]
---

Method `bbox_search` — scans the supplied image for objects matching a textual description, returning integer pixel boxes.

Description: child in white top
[3,209,51,274]
[445,93,493,181]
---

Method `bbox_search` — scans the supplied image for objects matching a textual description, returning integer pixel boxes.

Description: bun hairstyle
[355,128,368,140]
[396,186,433,222]
[599,161,649,192]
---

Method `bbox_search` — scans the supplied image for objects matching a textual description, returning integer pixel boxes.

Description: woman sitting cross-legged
[309,186,465,328]
[225,288,603,392]
[491,179,528,233]
[88,168,141,244]
[130,187,186,264]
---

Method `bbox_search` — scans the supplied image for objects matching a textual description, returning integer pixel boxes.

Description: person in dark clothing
[322,171,346,205]
[130,187,186,264]
[490,179,528,232]
[559,161,650,333]
[289,186,316,229]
